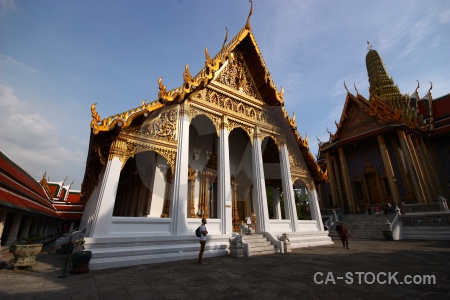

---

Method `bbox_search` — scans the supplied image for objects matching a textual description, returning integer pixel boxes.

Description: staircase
[327,213,396,241]
[242,234,276,255]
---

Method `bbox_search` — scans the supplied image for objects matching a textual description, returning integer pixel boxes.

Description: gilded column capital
[253,126,261,139]
[179,101,189,117]
[221,115,229,129]
[108,137,136,169]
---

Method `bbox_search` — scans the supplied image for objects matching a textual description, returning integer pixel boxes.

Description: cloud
[440,8,450,23]
[0,53,38,75]
[0,84,85,186]
[0,0,16,16]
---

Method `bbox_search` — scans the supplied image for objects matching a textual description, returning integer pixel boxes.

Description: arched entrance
[189,115,219,219]
[113,150,170,217]
[293,178,311,220]
[229,127,253,232]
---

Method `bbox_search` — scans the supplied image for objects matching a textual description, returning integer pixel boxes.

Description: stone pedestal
[229,244,244,258]
[283,241,292,253]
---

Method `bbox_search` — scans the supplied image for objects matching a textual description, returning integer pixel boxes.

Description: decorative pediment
[128,107,178,143]
[214,51,263,101]
[336,98,386,141]
[234,170,251,186]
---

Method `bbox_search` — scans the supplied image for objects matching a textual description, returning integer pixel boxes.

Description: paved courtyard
[1,237,450,299]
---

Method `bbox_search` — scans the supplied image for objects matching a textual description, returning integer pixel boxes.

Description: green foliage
[266,187,311,220]
[294,188,311,220]
[9,234,42,252]
[17,234,42,245]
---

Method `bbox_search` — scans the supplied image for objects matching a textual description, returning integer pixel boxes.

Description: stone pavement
[1,237,450,300]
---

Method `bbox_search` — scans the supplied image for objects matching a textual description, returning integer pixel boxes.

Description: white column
[170,103,190,235]
[89,156,123,237]
[218,116,232,234]
[29,217,39,235]
[19,215,32,238]
[80,169,104,236]
[37,218,45,236]
[279,144,299,232]
[272,187,282,219]
[307,188,324,231]
[0,211,7,246]
[251,127,270,233]
[5,213,22,246]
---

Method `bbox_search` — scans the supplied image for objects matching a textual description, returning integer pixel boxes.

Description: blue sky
[1,0,449,189]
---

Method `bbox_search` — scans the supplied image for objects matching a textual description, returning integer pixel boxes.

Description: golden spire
[415,80,420,95]
[366,47,404,102]
[245,0,253,30]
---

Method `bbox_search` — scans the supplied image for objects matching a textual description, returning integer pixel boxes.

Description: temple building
[317,45,450,213]
[0,149,83,246]
[79,8,332,269]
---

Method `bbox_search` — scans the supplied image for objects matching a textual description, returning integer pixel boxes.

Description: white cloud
[0,53,38,75]
[439,8,450,23]
[0,84,85,186]
[0,0,16,16]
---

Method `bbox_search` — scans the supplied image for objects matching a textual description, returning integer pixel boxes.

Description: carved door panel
[236,187,247,223]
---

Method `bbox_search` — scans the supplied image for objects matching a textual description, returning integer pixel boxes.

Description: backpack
[195,226,201,237]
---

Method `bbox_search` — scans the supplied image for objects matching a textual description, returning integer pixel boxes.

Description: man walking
[198,218,208,264]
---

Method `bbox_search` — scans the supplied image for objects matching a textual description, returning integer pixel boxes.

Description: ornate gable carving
[215,51,262,101]
[126,107,178,143]
[339,101,385,140]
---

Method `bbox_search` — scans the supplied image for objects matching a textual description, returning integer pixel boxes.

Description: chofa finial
[245,0,253,30]
[344,81,350,94]
[222,27,228,50]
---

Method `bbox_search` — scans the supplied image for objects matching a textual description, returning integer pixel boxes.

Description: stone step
[327,213,396,241]
[241,234,276,256]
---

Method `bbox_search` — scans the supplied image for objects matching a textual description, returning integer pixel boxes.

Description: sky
[1,0,449,190]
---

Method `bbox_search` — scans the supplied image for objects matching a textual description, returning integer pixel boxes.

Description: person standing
[336,222,349,249]
[198,218,208,265]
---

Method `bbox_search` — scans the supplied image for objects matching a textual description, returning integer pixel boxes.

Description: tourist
[383,203,388,215]
[388,202,393,213]
[375,206,380,216]
[198,218,208,265]
[366,203,371,215]
[336,222,349,249]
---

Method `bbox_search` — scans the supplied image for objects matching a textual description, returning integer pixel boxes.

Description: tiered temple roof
[320,46,444,152]
[0,149,84,221]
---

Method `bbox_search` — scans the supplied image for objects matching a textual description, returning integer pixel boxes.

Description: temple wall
[433,136,450,187]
